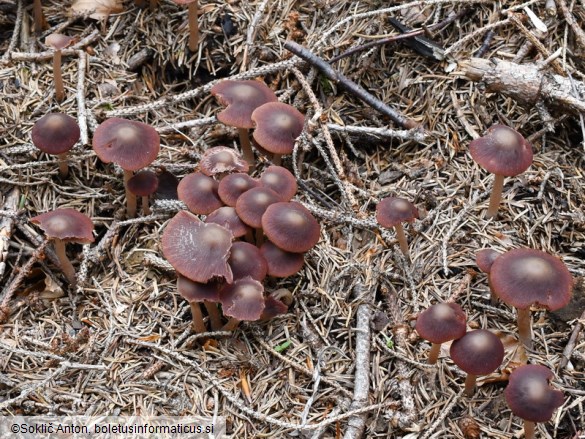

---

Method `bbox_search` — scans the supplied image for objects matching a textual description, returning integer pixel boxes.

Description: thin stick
[555,0,585,51]
[241,0,270,71]
[486,174,505,218]
[0,0,23,63]
[560,308,585,369]
[284,41,418,129]
[76,51,89,145]
[0,188,20,279]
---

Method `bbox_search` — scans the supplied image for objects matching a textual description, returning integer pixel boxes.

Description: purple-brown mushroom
[228,241,268,281]
[127,170,159,215]
[235,186,281,244]
[45,33,75,102]
[205,206,251,240]
[475,248,501,304]
[219,276,265,331]
[177,172,223,215]
[375,197,419,257]
[260,241,305,278]
[259,166,297,201]
[218,173,260,207]
[177,275,223,332]
[261,201,320,254]
[199,146,249,178]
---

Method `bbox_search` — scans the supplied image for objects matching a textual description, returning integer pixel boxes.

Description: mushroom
[127,170,159,215]
[45,33,75,102]
[375,197,419,257]
[177,172,223,215]
[31,113,80,179]
[219,276,266,331]
[235,186,281,244]
[211,80,277,168]
[33,0,47,34]
[199,146,249,178]
[261,201,321,254]
[172,0,200,52]
[260,241,305,278]
[251,102,305,166]
[469,124,533,218]
[161,210,233,284]
[205,206,251,240]
[415,302,467,364]
[92,118,160,218]
[450,329,504,396]
[475,248,501,304]
[489,248,573,349]
[30,208,94,285]
[504,364,564,439]
[228,241,268,281]
[259,166,298,201]
[260,295,289,321]
[177,275,224,332]
[218,173,260,207]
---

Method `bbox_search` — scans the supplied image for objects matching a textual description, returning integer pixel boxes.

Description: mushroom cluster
[162,162,320,332]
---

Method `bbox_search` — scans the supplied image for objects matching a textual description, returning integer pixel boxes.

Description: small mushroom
[450,329,504,396]
[161,210,233,284]
[127,170,159,215]
[489,248,573,349]
[260,241,305,278]
[251,102,305,166]
[504,364,564,439]
[30,208,94,285]
[177,172,223,215]
[172,0,200,52]
[45,33,75,102]
[33,0,47,34]
[205,206,251,240]
[469,124,533,218]
[261,201,320,254]
[475,248,501,304]
[211,80,277,168]
[260,295,289,321]
[228,241,268,281]
[259,166,297,201]
[235,186,281,244]
[375,197,419,257]
[219,276,266,331]
[200,146,249,178]
[415,302,467,364]
[92,118,160,218]
[177,275,223,332]
[218,173,260,207]
[32,113,80,179]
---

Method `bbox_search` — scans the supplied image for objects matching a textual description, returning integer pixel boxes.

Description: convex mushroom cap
[127,170,159,196]
[30,208,94,243]
[376,197,419,228]
[178,172,223,215]
[415,303,467,344]
[32,113,80,155]
[235,187,281,229]
[260,241,305,277]
[262,201,320,253]
[450,329,504,376]
[200,146,249,177]
[251,102,305,155]
[260,166,297,201]
[218,173,260,207]
[476,248,501,274]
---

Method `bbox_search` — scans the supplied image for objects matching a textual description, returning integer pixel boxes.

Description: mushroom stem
[33,0,45,34]
[123,170,138,218]
[189,301,207,334]
[428,342,441,364]
[204,301,223,331]
[53,238,76,285]
[245,229,255,244]
[142,196,151,215]
[238,128,255,169]
[222,317,241,331]
[150,0,158,11]
[524,421,535,439]
[463,373,477,396]
[394,223,409,256]
[255,228,264,247]
[517,307,533,349]
[53,50,64,102]
[272,153,282,166]
[187,1,199,52]
[487,174,505,218]
[57,153,69,179]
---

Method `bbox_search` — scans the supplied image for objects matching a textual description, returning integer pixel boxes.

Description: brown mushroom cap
[469,124,533,177]
[261,201,320,253]
[251,102,305,155]
[177,172,223,215]
[161,210,233,284]
[176,275,222,303]
[45,33,75,50]
[127,170,159,196]
[450,329,504,376]
[219,276,265,321]
[376,197,419,228]
[259,166,297,201]
[92,118,160,171]
[218,173,260,207]
[415,303,467,344]
[200,146,249,177]
[32,113,80,155]
[235,186,281,229]
[476,249,501,274]
[30,208,94,243]
[228,241,268,281]
[260,296,289,320]
[260,241,305,277]
[205,206,250,238]
[489,248,573,310]
[504,364,564,423]
[211,80,277,129]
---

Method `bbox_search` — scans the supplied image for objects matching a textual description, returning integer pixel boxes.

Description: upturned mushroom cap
[259,166,297,201]
[45,33,75,50]
[476,249,501,274]
[504,364,564,423]
[260,241,305,277]
[415,303,467,344]
[32,113,80,155]
[176,275,222,303]
[450,329,504,376]
[251,102,305,155]
[376,197,419,228]
[92,118,160,171]
[177,172,223,215]
[127,170,159,196]
[219,276,265,321]
[161,210,233,284]
[30,208,94,243]
[235,186,281,229]
[200,146,249,177]
[228,241,268,281]
[211,80,277,129]
[469,124,533,176]
[218,173,260,207]
[262,201,320,253]
[205,206,250,238]
[489,248,573,310]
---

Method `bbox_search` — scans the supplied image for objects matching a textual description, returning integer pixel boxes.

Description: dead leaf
[70,0,124,20]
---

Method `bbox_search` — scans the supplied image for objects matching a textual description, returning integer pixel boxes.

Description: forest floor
[0,0,584,438]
